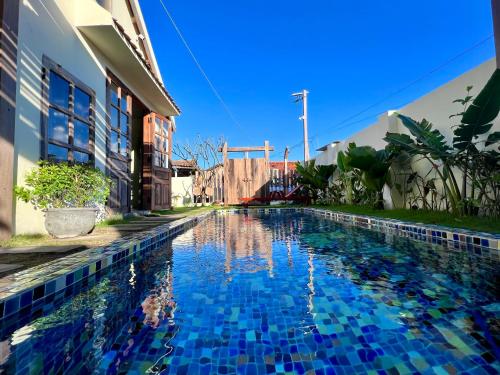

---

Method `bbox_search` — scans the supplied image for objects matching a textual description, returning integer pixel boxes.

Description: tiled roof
[171,159,197,168]
[269,161,299,171]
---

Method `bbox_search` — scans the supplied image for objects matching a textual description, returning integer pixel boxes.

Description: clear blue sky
[140,0,495,161]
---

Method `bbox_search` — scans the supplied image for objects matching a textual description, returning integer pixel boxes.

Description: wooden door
[246,158,268,199]
[142,113,172,211]
[106,76,132,214]
[225,158,268,205]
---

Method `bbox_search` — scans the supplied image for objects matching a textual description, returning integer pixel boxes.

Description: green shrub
[15,162,111,209]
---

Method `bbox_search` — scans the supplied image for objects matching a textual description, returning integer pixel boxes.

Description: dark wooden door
[142,113,172,211]
[106,76,132,214]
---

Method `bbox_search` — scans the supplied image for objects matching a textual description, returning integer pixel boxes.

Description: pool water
[0,211,498,374]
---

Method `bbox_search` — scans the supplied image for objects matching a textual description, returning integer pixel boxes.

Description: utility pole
[284,146,289,195]
[292,89,310,163]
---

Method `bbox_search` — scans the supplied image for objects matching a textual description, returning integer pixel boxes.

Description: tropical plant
[336,143,358,205]
[295,160,336,202]
[393,169,442,211]
[341,144,392,209]
[15,162,111,210]
[384,69,500,217]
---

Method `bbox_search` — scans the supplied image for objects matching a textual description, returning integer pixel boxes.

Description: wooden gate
[226,158,268,205]
[220,141,274,205]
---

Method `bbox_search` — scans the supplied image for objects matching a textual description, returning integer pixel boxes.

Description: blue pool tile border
[216,207,500,254]
[0,212,212,320]
[301,207,500,252]
[0,207,497,320]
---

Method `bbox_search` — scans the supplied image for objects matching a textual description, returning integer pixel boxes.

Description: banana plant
[344,145,392,209]
[454,70,500,152]
[453,70,500,210]
[384,115,461,214]
[384,69,500,216]
[295,160,336,202]
[336,143,356,204]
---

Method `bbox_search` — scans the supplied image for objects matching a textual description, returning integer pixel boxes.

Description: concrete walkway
[0,213,189,277]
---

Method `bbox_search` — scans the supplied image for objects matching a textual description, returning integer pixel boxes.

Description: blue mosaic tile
[303,207,499,255]
[0,212,212,319]
[0,209,497,373]
[20,291,32,308]
[4,296,19,316]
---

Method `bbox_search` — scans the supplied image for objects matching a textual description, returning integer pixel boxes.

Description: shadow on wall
[0,2,20,239]
[15,1,110,170]
[173,180,193,207]
[12,1,121,236]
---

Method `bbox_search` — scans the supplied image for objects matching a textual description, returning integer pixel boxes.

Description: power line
[286,34,494,153]
[157,0,245,133]
[291,100,413,151]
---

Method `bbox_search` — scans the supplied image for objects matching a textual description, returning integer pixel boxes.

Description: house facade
[0,0,180,238]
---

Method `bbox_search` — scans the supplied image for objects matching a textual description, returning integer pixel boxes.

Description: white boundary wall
[314,59,499,208]
[171,177,194,207]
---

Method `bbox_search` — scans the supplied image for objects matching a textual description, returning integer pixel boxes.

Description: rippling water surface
[0,211,498,374]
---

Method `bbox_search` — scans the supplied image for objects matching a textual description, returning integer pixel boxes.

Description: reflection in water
[142,263,176,329]
[223,214,274,275]
[0,211,498,374]
[307,250,315,314]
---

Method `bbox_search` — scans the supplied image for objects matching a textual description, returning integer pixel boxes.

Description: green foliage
[384,70,500,217]
[295,160,336,202]
[343,144,392,209]
[388,116,452,160]
[486,131,500,147]
[456,69,500,151]
[315,204,500,234]
[336,143,364,205]
[15,162,111,210]
[385,115,462,214]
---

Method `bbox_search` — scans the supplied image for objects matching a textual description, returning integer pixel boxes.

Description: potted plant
[15,162,111,238]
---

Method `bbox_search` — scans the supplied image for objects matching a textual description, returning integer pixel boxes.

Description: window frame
[151,113,171,170]
[40,55,96,164]
[106,77,132,162]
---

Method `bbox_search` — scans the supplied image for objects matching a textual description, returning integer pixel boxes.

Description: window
[42,57,95,164]
[153,116,170,169]
[108,82,130,158]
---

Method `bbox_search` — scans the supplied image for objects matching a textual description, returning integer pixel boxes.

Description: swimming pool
[0,210,498,374]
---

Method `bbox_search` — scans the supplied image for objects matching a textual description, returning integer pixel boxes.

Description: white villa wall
[171,177,194,207]
[15,1,106,234]
[314,59,499,208]
[13,0,161,234]
[314,143,341,166]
